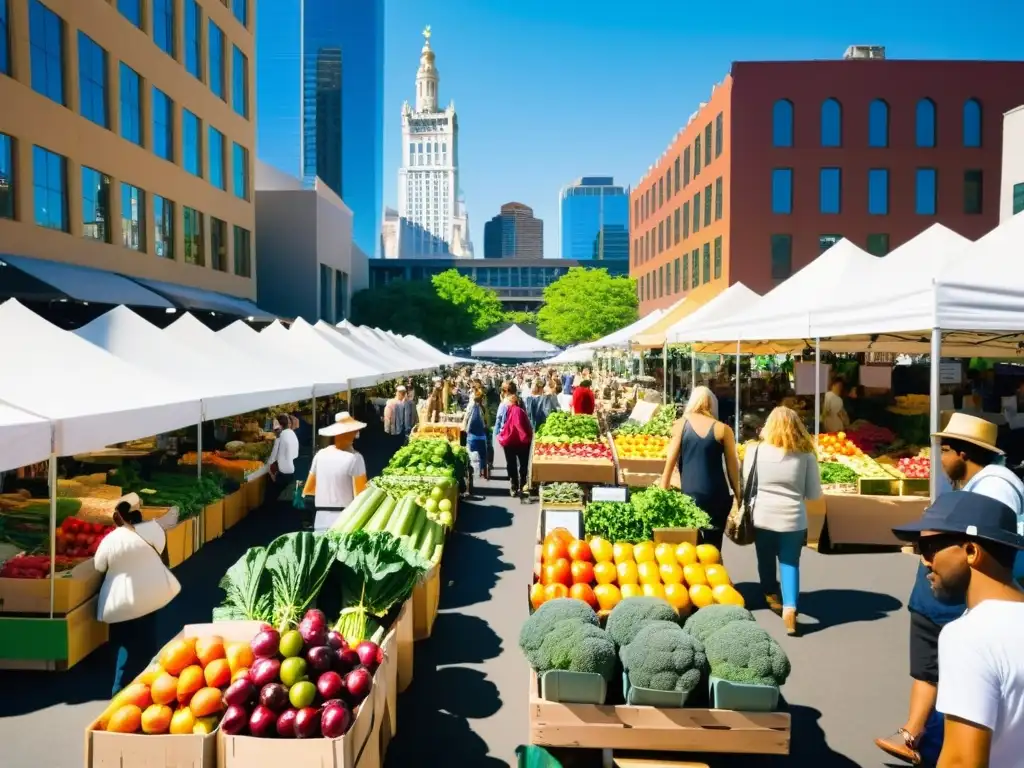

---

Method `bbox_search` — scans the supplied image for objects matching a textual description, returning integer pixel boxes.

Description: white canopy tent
[543,346,595,365]
[0,404,51,473]
[665,283,760,344]
[400,334,474,365]
[312,321,421,380]
[581,309,666,350]
[470,324,559,360]
[351,325,440,370]
[262,320,381,390]
[0,300,201,458]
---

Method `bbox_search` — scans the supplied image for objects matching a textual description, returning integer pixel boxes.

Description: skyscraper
[393,27,473,258]
[559,177,630,261]
[257,0,384,257]
[484,203,544,259]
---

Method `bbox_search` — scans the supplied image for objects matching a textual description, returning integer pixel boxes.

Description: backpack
[498,405,532,448]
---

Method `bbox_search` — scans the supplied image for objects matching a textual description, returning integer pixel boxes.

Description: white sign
[794,362,831,396]
[939,361,962,385]
[628,400,659,424]
[591,486,627,503]
[542,510,583,540]
[858,365,893,389]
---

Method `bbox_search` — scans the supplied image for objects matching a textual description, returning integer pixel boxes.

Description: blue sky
[381,0,1023,259]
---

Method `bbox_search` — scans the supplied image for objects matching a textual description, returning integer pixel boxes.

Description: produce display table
[821,493,929,548]
[0,593,107,670]
[531,457,615,485]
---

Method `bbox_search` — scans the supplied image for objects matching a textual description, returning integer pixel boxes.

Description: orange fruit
[642,583,666,599]
[696,544,722,565]
[530,582,547,610]
[188,687,224,718]
[159,639,197,676]
[637,561,661,585]
[194,635,225,667]
[567,539,593,562]
[659,562,684,585]
[593,583,622,611]
[225,642,254,675]
[612,542,634,564]
[593,561,617,585]
[570,560,595,584]
[203,658,231,688]
[705,564,731,588]
[589,537,613,563]
[683,563,708,587]
[141,704,172,734]
[664,583,692,614]
[569,583,599,610]
[620,583,643,599]
[632,541,656,563]
[169,707,196,735]
[711,584,745,607]
[616,560,639,586]
[150,672,179,706]
[689,584,714,609]
[107,704,143,733]
[654,543,677,566]
[176,665,204,706]
[544,583,569,601]
[675,542,698,566]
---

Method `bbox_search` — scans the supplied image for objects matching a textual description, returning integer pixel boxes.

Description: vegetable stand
[531,413,616,486]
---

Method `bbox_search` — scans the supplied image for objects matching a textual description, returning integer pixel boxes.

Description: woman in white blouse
[94,494,180,694]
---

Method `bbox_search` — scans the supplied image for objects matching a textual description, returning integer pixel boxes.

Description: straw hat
[932,412,1002,454]
[319,412,367,437]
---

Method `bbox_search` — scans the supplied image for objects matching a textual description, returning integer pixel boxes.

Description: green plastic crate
[709,676,780,712]
[516,745,563,768]
[540,669,607,704]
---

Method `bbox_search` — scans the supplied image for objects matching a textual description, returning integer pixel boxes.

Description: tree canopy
[350,269,504,349]
[503,310,537,327]
[537,268,638,346]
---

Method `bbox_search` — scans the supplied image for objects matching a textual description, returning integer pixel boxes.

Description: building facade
[0,0,256,298]
[631,49,1024,313]
[1000,105,1024,223]
[560,176,630,261]
[255,0,384,258]
[369,257,628,311]
[393,27,472,259]
[483,202,543,259]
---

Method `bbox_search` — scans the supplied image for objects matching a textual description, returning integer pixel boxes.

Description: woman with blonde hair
[660,386,741,551]
[744,405,822,636]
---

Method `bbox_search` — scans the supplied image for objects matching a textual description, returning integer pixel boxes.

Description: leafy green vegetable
[266,532,337,632]
[585,488,711,543]
[540,483,584,504]
[820,462,859,484]
[212,545,273,623]
[536,412,600,440]
[329,530,431,644]
[585,501,645,543]
[383,439,460,479]
[614,407,676,438]
[114,464,234,519]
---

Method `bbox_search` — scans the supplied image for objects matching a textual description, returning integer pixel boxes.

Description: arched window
[772,99,793,147]
[916,98,936,148]
[868,99,889,148]
[963,98,982,147]
[820,98,842,147]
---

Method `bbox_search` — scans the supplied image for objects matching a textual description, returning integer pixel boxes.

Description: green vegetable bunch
[620,621,708,697]
[384,439,458,478]
[606,596,681,648]
[615,406,676,438]
[820,462,859,484]
[702,620,791,686]
[372,475,438,499]
[584,501,645,543]
[682,604,755,644]
[540,483,584,504]
[117,466,233,520]
[585,488,711,543]
[519,598,615,681]
[536,412,600,440]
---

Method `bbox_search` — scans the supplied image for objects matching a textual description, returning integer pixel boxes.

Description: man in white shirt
[893,492,1024,768]
[249,414,299,512]
[302,412,368,532]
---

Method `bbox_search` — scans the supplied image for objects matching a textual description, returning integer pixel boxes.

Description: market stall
[471,324,559,361]
[530,413,615,486]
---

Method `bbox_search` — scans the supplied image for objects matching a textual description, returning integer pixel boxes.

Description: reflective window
[703,183,712,227]
[121,182,145,251]
[715,177,723,220]
[693,136,701,176]
[183,110,202,177]
[819,168,841,214]
[715,112,723,158]
[916,98,936,148]
[153,0,174,57]
[183,207,205,265]
[692,191,700,232]
[29,0,65,105]
[963,98,982,148]
[868,99,888,148]
[682,253,688,291]
[673,208,680,244]
[819,234,841,253]
[208,126,225,189]
[0,133,13,220]
[78,33,107,128]
[1014,183,1024,216]
[232,0,248,27]
[117,0,141,28]
[714,236,722,279]
[820,98,841,147]
[963,169,983,215]
[771,169,792,214]
[772,99,793,147]
[691,248,698,288]
[119,63,142,146]
[153,195,173,258]
[770,234,791,280]
[704,123,712,166]
[233,225,252,277]
[232,45,249,118]
[80,166,110,243]
[683,147,690,187]
[674,257,681,292]
[915,168,937,215]
[233,143,249,200]
[702,243,710,285]
[32,145,67,231]
[208,22,224,99]
[682,201,689,239]
[1,0,9,74]
[674,157,680,193]
[211,217,227,271]
[867,233,889,257]
[185,0,202,80]
[152,88,173,161]
[868,169,889,215]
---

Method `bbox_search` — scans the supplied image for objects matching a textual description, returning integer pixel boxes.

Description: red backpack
[498,405,532,448]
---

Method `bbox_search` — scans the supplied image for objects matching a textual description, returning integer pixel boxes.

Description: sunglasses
[917,533,967,560]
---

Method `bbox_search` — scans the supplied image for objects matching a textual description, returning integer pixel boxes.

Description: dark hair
[276,414,291,430]
[977,539,1018,571]
[506,382,518,396]
[830,376,845,388]
[507,394,520,408]
[580,379,592,389]
[942,437,998,467]
[115,501,143,527]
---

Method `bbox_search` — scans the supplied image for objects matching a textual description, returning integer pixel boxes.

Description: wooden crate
[412,563,440,640]
[244,476,266,511]
[0,559,102,614]
[396,596,415,693]
[0,594,108,671]
[531,457,615,485]
[528,673,790,755]
[223,489,246,529]
[203,500,225,543]
[166,518,196,569]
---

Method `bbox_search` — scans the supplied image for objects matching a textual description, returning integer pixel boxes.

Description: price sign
[591,486,627,503]
[543,509,583,540]
[939,361,963,385]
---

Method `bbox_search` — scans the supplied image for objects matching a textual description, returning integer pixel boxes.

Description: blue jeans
[754,527,804,610]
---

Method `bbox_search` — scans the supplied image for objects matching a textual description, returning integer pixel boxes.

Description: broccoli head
[519,598,600,662]
[605,596,681,648]
[703,620,791,687]
[534,619,616,680]
[682,604,755,644]
[620,622,708,697]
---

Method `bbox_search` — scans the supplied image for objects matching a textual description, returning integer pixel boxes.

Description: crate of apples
[533,439,612,462]
[896,454,931,479]
[531,528,744,618]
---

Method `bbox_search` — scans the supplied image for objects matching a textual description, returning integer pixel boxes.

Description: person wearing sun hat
[876,413,1024,766]
[301,412,368,532]
[890,492,1024,768]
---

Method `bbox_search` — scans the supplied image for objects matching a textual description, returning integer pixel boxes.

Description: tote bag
[726,444,758,546]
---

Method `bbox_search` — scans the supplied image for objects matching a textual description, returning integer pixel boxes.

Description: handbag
[726,444,758,546]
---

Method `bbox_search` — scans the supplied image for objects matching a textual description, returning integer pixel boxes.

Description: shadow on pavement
[733,583,902,635]
[456,501,515,534]
[385,709,508,767]
[428,612,504,666]
[439,530,515,611]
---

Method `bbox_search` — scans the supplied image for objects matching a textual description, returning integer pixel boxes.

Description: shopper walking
[743,406,822,636]
[497,394,533,501]
[384,385,418,447]
[248,414,299,512]
[571,378,597,415]
[525,379,558,430]
[876,413,1024,766]
[891,492,1024,768]
[95,494,181,695]
[494,381,517,437]
[303,412,369,532]
[463,389,491,480]
[822,376,850,433]
[660,386,742,552]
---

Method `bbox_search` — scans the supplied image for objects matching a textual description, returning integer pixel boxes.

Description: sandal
[874,728,921,765]
[764,593,783,616]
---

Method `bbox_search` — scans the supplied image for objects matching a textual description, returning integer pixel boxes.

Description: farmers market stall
[531,413,615,486]
[471,324,559,361]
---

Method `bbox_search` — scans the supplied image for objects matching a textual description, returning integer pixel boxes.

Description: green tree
[503,310,537,326]
[537,268,638,346]
[432,269,505,338]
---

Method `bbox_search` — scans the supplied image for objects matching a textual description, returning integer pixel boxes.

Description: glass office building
[256,0,384,257]
[559,176,630,261]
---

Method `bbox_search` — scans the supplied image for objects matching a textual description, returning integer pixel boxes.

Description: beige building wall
[0,0,257,299]
[1001,105,1024,224]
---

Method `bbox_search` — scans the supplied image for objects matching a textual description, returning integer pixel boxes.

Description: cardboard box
[531,457,615,485]
[411,563,440,640]
[652,528,699,547]
[166,518,196,569]
[86,621,262,768]
[244,476,266,512]
[203,501,225,543]
[824,493,928,547]
[0,593,107,670]
[378,602,403,739]
[396,597,415,693]
[223,490,246,529]
[0,558,103,614]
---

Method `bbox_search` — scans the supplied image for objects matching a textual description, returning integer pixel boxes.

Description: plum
[325,631,346,651]
[249,658,281,688]
[334,647,360,674]
[249,705,277,738]
[250,629,280,659]
[343,668,372,704]
[259,683,290,713]
[223,678,258,708]
[275,708,298,738]
[220,704,249,735]
[293,706,322,738]
[306,646,333,675]
[320,702,352,739]
[354,641,382,672]
[298,610,327,648]
[316,671,344,701]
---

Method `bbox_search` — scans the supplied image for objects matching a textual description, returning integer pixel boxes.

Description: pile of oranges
[531,528,745,616]
[816,431,862,459]
[613,434,670,459]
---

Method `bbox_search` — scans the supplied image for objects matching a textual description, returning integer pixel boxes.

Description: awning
[0,254,174,308]
[131,278,276,320]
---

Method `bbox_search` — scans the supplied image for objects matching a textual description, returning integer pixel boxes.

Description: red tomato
[543,558,572,587]
[567,539,592,562]
[569,583,599,609]
[570,560,595,585]
[543,583,569,601]
[542,538,570,564]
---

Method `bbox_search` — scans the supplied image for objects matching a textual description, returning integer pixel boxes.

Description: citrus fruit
[620,583,643,599]
[711,584,745,607]
[659,562,684,584]
[616,560,639,585]
[654,542,677,566]
[664,583,692,613]
[705,564,731,587]
[589,537,613,562]
[682,563,708,587]
[637,561,661,585]
[642,583,666,599]
[696,543,722,565]
[632,541,656,563]
[612,542,634,565]
[675,542,698,566]
[594,583,622,611]
[689,584,714,608]
[594,561,617,585]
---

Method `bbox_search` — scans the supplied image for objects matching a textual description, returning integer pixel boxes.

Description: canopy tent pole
[662,347,668,405]
[48,450,56,619]
[312,396,317,451]
[690,348,696,390]
[196,405,203,479]
[734,341,741,439]
[814,338,821,445]
[929,328,942,501]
